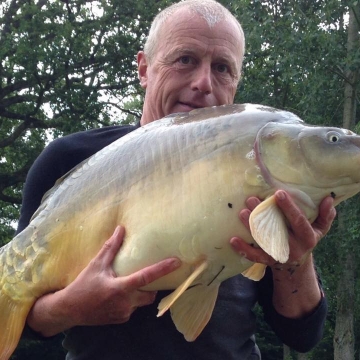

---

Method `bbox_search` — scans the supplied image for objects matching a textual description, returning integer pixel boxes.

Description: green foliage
[0,0,171,217]
[232,0,348,127]
[119,95,144,125]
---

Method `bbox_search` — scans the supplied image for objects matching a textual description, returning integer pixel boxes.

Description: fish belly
[113,144,255,290]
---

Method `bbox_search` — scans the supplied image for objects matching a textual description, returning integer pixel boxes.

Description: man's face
[138,9,243,125]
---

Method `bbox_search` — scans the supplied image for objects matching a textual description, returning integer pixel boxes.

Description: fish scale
[1,103,360,359]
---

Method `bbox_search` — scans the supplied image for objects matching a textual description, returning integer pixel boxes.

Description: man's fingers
[275,190,336,240]
[94,226,125,268]
[245,197,261,211]
[274,191,302,223]
[313,197,336,235]
[230,237,272,265]
[125,258,181,290]
[239,209,251,230]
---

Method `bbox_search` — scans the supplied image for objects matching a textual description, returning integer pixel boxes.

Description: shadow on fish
[1,104,360,359]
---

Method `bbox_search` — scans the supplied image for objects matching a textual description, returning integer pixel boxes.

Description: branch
[0,164,30,188]
[327,65,353,85]
[0,94,36,108]
[101,101,141,119]
[0,80,33,100]
[350,5,360,29]
[0,112,51,148]
[0,161,34,204]
[99,79,139,91]
[0,192,22,205]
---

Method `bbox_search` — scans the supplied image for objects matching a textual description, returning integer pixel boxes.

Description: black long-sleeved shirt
[17,123,327,360]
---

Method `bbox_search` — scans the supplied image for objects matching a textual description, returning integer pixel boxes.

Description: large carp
[1,104,360,359]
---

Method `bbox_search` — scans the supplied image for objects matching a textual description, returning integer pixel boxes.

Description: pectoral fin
[249,195,289,263]
[157,260,208,317]
[242,263,267,281]
[170,283,220,341]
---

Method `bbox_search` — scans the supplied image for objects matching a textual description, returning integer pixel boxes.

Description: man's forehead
[161,17,242,58]
[165,7,223,30]
[160,11,241,46]
[174,6,225,28]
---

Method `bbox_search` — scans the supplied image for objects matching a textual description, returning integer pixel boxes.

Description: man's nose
[191,65,212,95]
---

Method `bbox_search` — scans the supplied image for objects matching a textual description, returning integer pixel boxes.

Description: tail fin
[0,291,32,360]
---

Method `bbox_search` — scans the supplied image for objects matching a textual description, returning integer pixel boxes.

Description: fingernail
[330,208,337,220]
[170,258,181,268]
[240,211,249,222]
[113,226,121,237]
[112,225,121,238]
[277,191,286,201]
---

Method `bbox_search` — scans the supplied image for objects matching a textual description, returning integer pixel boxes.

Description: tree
[229,0,359,358]
[0,0,170,243]
[333,4,359,360]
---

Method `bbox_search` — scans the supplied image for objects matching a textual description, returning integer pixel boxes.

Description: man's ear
[137,51,148,89]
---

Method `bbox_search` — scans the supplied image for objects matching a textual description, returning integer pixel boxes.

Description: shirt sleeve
[16,139,68,235]
[17,125,139,339]
[16,124,139,235]
[258,267,327,353]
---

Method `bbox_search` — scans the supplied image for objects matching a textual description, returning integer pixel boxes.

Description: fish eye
[327,131,341,143]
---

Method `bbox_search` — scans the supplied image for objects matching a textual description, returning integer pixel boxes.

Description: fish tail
[0,291,32,360]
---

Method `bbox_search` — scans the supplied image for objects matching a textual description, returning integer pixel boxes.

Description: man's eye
[179,56,193,65]
[215,64,229,73]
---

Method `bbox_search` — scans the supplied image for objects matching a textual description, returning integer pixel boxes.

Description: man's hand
[230,190,336,318]
[27,226,181,336]
[230,190,336,267]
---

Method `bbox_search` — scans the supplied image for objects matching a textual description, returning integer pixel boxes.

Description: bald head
[144,0,245,70]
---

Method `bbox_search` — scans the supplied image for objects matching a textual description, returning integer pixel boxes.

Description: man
[18,0,336,359]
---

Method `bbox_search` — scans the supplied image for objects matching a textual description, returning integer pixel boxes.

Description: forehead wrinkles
[162,23,239,52]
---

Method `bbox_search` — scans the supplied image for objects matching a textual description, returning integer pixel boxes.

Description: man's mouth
[178,102,203,110]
